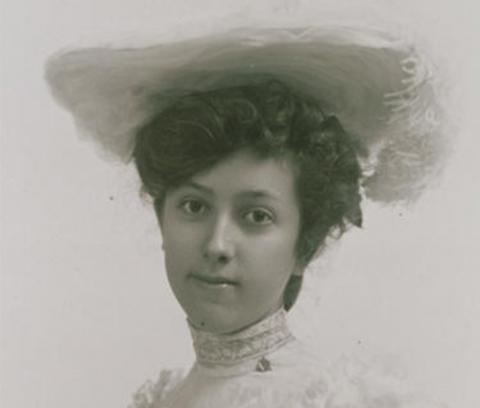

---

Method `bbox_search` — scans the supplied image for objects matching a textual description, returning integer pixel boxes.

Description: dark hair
[133,80,362,310]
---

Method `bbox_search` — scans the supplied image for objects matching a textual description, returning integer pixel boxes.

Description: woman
[45,25,447,408]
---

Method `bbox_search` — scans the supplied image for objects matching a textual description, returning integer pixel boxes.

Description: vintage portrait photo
[1,1,479,407]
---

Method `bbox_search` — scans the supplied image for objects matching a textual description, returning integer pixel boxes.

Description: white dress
[128,309,441,408]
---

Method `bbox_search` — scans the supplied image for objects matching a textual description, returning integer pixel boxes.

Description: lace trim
[128,369,185,408]
[189,309,294,366]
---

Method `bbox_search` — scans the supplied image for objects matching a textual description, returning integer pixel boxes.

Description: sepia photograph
[1,1,479,407]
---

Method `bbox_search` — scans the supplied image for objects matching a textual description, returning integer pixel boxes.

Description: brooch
[255,356,272,372]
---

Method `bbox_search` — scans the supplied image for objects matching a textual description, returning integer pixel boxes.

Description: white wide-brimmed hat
[45,22,449,203]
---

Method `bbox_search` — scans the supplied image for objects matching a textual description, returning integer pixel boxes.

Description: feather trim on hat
[45,24,451,203]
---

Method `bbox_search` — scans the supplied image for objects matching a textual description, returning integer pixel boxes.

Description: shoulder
[300,354,443,408]
[127,368,186,408]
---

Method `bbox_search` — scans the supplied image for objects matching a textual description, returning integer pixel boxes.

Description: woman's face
[159,149,302,334]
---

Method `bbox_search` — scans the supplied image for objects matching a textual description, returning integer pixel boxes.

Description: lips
[190,273,238,286]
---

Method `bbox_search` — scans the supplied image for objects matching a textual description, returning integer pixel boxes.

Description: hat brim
[45,26,447,202]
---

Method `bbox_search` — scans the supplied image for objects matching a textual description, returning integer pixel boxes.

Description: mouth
[189,273,238,287]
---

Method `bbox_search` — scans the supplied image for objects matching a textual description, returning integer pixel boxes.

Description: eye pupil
[181,199,205,215]
[189,201,202,213]
[246,209,272,225]
[253,211,265,222]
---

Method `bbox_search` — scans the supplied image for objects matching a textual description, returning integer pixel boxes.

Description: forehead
[186,149,298,203]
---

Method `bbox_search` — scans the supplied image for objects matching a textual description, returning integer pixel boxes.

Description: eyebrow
[180,181,214,195]
[179,181,283,202]
[234,190,282,202]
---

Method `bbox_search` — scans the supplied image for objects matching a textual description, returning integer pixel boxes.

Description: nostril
[203,250,230,263]
[217,254,229,263]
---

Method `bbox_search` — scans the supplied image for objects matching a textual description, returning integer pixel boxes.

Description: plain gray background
[1,1,479,407]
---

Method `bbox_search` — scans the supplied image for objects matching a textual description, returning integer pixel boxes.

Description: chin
[187,305,250,334]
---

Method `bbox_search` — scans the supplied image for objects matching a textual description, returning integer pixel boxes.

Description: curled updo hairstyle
[133,80,363,310]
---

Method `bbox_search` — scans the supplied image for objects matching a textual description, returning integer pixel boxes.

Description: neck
[188,308,294,367]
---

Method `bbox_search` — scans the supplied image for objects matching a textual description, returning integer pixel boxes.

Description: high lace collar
[188,308,294,368]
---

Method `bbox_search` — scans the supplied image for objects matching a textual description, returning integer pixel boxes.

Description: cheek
[161,221,204,275]
[162,225,201,308]
[161,204,206,246]
[242,230,298,279]
[253,226,297,256]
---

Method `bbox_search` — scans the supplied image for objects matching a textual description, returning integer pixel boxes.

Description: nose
[203,213,235,264]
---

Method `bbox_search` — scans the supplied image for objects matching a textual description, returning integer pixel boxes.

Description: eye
[243,208,274,226]
[179,199,208,216]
